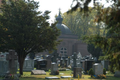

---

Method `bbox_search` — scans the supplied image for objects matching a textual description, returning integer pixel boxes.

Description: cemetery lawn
[14,70,120,80]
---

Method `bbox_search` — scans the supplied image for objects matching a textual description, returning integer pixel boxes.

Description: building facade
[39,10,90,57]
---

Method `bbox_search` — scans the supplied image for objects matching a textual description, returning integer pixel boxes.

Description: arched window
[60,47,67,57]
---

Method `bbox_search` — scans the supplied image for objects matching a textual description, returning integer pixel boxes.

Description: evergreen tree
[0,0,60,75]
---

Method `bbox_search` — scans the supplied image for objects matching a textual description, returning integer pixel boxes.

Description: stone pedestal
[50,62,58,75]
[73,67,82,78]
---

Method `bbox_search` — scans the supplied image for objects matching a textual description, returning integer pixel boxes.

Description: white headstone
[51,62,58,75]
[93,63,103,75]
[23,58,34,71]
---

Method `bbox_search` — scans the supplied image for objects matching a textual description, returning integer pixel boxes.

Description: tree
[63,8,98,38]
[69,0,120,71]
[87,44,102,60]
[0,0,60,75]
[63,8,105,59]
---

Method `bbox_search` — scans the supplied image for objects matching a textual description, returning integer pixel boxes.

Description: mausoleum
[38,10,90,57]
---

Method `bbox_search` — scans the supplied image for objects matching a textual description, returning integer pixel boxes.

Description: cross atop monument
[58,8,61,16]
[6,50,18,74]
[6,50,17,60]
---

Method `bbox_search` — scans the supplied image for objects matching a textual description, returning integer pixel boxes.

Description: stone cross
[73,52,77,67]
[6,50,18,74]
[52,50,58,63]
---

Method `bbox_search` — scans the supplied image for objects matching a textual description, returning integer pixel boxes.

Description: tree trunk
[18,55,25,75]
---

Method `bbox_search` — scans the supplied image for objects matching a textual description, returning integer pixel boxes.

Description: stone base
[114,71,120,77]
[31,70,46,75]
[45,76,59,79]
[73,67,82,78]
[61,76,72,78]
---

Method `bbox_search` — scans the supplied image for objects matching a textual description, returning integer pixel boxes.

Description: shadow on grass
[20,77,47,80]
[106,76,120,80]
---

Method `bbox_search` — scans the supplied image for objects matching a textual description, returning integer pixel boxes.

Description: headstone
[50,62,58,75]
[73,52,77,68]
[93,63,103,75]
[6,50,18,74]
[0,52,9,76]
[101,60,109,70]
[35,59,51,71]
[4,50,19,80]
[0,61,8,76]
[84,60,94,73]
[76,52,82,67]
[31,70,46,75]
[65,58,68,67]
[60,57,64,67]
[114,71,120,77]
[51,50,58,63]
[73,67,82,78]
[23,58,34,71]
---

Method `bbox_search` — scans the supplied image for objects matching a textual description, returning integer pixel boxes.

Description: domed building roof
[56,10,72,35]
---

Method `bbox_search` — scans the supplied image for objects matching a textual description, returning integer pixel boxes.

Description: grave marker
[6,50,18,74]
[93,63,103,75]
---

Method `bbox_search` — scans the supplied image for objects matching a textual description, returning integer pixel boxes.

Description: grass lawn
[1,70,120,80]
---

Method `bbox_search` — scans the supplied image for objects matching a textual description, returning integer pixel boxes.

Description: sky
[34,0,73,23]
[34,0,114,23]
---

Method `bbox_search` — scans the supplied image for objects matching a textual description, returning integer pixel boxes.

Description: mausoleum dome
[56,10,72,35]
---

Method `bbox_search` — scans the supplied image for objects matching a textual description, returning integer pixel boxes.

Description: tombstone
[101,60,109,70]
[0,61,9,76]
[60,57,64,67]
[72,52,77,68]
[50,62,58,75]
[0,52,9,76]
[6,50,18,74]
[35,59,51,71]
[73,67,82,78]
[23,58,34,71]
[81,59,85,70]
[0,53,6,61]
[51,50,58,63]
[93,63,103,75]
[31,70,46,75]
[65,58,68,67]
[84,60,94,73]
[3,50,19,80]
[77,52,82,67]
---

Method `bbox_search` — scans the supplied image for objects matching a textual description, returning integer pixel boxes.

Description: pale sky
[34,0,73,23]
[34,0,114,23]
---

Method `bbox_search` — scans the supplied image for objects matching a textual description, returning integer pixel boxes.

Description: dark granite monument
[4,50,19,80]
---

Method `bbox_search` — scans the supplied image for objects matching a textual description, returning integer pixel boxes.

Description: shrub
[103,68,106,75]
[88,68,94,77]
